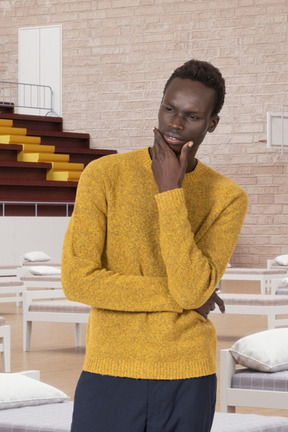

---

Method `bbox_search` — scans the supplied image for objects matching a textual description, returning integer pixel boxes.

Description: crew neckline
[143,147,202,182]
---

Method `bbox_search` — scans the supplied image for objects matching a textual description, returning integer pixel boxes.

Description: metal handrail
[0,80,59,116]
[1,201,74,217]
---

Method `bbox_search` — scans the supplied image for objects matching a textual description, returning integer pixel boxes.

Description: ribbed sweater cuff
[154,187,186,210]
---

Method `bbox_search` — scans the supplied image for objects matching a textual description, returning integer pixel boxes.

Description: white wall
[0,217,70,265]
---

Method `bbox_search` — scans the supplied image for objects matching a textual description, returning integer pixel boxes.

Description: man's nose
[169,114,184,130]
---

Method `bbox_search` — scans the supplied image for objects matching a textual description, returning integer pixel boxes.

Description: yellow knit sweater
[61,148,248,380]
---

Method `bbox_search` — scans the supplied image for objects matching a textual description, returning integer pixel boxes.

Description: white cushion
[229,328,288,372]
[23,251,51,262]
[275,254,288,266]
[28,266,61,276]
[0,373,68,410]
[281,277,288,287]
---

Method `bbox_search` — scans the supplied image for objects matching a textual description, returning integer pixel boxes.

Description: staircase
[0,112,117,216]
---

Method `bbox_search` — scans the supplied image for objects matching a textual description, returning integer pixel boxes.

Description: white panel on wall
[267,110,288,149]
[40,26,62,116]
[0,217,69,265]
[18,28,40,85]
[18,25,62,116]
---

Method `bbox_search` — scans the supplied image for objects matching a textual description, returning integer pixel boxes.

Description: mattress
[29,300,90,314]
[0,401,73,432]
[233,369,288,391]
[0,402,288,432]
[276,287,288,295]
[212,412,288,432]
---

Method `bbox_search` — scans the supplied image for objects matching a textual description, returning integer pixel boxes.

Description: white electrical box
[267,110,288,148]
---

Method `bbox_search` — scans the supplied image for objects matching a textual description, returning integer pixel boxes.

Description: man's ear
[208,115,220,133]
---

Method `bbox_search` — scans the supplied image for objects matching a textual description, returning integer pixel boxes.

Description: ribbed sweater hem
[83,357,216,380]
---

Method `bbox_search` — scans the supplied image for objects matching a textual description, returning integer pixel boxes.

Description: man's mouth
[163,134,183,146]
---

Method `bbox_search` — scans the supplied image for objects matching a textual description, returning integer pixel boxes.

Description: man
[61,59,248,432]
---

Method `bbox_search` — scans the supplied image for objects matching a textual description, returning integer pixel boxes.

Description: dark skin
[150,78,225,318]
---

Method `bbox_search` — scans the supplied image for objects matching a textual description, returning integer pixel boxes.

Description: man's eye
[164,106,174,112]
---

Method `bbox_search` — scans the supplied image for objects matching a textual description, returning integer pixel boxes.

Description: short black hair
[163,59,226,116]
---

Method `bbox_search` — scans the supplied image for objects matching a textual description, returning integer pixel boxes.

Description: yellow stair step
[20,143,55,153]
[46,170,82,182]
[0,126,27,135]
[50,161,84,171]
[0,134,41,145]
[17,152,70,163]
[0,142,54,153]
[0,119,13,127]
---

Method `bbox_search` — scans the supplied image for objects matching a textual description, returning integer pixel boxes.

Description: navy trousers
[71,371,217,432]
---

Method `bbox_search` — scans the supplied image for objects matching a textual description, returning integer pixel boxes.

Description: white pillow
[275,254,288,266]
[23,251,51,262]
[229,328,288,372]
[28,266,61,276]
[0,373,69,410]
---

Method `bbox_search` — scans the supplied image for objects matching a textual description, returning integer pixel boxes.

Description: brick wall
[1,0,288,267]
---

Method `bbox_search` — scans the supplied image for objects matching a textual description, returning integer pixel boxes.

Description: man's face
[158,78,219,155]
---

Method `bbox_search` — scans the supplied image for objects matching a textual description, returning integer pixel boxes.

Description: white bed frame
[0,319,10,372]
[267,258,288,270]
[0,264,26,307]
[220,349,288,412]
[220,267,287,294]
[214,293,288,329]
[0,261,62,306]
[0,279,25,307]
[23,289,90,351]
[18,257,62,291]
[20,275,62,290]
